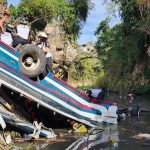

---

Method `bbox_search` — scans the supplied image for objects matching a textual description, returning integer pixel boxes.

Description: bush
[133,85,150,95]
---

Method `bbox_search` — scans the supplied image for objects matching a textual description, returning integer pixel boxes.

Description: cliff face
[67,50,101,87]
[44,23,77,65]
[44,23,149,94]
[130,50,150,94]
[132,61,150,86]
[105,49,150,94]
[44,23,98,87]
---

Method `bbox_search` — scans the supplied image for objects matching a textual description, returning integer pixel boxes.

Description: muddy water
[30,94,150,150]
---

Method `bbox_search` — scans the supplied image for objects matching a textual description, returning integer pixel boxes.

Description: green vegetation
[9,0,93,40]
[94,0,150,94]
[133,84,150,95]
[68,50,103,87]
[7,0,150,94]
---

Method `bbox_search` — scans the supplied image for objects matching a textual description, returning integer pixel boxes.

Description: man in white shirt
[12,18,30,47]
[86,88,106,100]
[17,24,30,40]
[0,24,14,46]
[37,32,53,73]
[1,32,13,46]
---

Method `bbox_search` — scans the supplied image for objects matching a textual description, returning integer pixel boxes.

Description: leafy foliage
[95,0,150,92]
[69,51,102,85]
[9,0,93,39]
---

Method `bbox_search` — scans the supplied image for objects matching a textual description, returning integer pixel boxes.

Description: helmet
[20,17,28,25]
[6,24,15,32]
[3,9,10,16]
[38,32,48,39]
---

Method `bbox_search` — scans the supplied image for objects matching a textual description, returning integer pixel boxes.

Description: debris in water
[70,121,88,133]
[132,133,150,140]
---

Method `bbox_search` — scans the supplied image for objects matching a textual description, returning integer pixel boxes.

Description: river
[17,94,150,150]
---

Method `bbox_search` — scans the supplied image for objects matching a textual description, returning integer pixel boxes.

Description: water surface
[27,94,150,150]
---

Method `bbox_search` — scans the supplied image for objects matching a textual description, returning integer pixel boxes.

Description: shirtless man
[0,10,10,34]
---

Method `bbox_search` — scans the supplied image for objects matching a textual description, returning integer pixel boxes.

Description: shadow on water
[29,94,150,150]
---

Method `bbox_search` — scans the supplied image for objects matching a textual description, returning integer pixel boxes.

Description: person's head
[83,44,86,47]
[38,31,48,43]
[19,17,28,25]
[86,90,92,97]
[70,120,77,127]
[3,9,10,17]
[126,93,135,101]
[101,87,106,93]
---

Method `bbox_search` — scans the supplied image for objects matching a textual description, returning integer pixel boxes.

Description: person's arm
[0,15,10,33]
[0,19,5,33]
[43,47,50,53]
[28,30,35,43]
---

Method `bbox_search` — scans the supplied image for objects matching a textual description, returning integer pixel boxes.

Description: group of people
[0,10,30,47]
[0,9,69,80]
[85,88,140,121]
[0,9,53,74]
[0,8,106,106]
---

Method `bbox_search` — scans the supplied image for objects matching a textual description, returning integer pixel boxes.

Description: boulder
[44,23,77,65]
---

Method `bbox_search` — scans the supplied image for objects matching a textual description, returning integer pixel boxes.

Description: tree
[10,0,93,39]
[136,0,150,7]
[135,0,150,35]
[95,0,150,91]
[109,0,150,34]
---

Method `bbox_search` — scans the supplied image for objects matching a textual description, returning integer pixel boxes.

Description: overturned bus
[0,41,118,128]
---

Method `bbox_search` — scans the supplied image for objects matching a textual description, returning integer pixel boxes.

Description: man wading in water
[86,88,106,100]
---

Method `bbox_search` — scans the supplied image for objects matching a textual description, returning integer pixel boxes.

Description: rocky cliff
[44,23,78,66]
